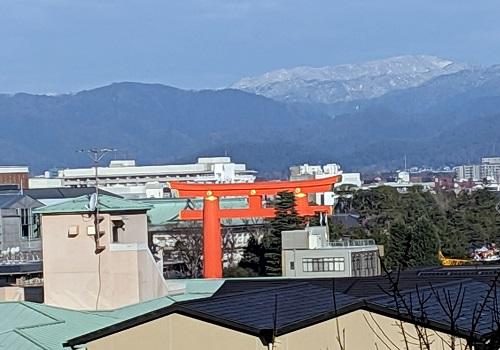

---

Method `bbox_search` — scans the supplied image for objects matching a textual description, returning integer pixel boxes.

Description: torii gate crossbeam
[169,175,341,278]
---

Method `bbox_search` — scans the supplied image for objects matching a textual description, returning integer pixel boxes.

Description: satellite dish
[87,193,98,212]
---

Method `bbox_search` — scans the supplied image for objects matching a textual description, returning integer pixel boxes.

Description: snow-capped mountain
[231,55,469,104]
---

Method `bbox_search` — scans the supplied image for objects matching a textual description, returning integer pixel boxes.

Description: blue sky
[1,0,499,93]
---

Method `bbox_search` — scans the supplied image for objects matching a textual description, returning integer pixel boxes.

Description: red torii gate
[169,175,341,278]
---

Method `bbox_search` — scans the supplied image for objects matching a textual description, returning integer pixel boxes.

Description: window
[111,219,125,243]
[19,208,30,238]
[302,257,345,272]
[290,261,295,270]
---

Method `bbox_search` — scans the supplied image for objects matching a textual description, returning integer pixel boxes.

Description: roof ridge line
[95,295,178,314]
[13,328,52,350]
[20,302,63,323]
[200,281,316,301]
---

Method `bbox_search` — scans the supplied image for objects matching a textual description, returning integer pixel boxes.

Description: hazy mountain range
[1,55,500,176]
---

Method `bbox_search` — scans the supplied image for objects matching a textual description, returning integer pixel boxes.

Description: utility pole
[77,148,116,197]
[77,148,116,310]
[77,148,116,253]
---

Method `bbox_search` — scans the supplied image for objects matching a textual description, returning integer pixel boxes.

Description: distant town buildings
[289,163,362,205]
[454,157,500,183]
[30,157,257,199]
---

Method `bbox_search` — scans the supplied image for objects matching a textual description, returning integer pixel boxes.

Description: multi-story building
[454,164,481,182]
[30,157,257,199]
[0,167,29,189]
[454,157,500,183]
[480,157,500,182]
[281,226,381,278]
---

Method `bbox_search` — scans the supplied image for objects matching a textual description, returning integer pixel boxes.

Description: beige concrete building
[73,310,467,350]
[66,279,491,350]
[35,195,171,310]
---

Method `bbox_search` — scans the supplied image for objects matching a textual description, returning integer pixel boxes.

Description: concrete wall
[88,314,265,350]
[0,286,24,301]
[282,248,352,278]
[282,247,380,278]
[85,310,466,350]
[42,211,168,310]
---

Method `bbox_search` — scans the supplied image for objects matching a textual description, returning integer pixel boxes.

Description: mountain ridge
[232,55,469,105]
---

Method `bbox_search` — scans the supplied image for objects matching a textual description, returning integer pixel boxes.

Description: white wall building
[454,157,500,183]
[281,226,381,278]
[30,157,256,199]
[289,163,362,206]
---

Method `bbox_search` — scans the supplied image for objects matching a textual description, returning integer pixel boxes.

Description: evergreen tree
[385,222,411,269]
[262,191,303,276]
[238,234,266,276]
[407,217,440,267]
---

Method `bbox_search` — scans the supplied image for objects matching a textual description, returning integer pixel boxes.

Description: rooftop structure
[0,166,29,189]
[30,157,257,199]
[281,226,380,278]
[34,195,173,310]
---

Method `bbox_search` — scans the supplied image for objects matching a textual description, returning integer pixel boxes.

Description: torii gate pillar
[203,194,222,278]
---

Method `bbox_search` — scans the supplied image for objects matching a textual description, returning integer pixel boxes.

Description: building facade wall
[41,212,168,310]
[87,314,266,350]
[0,172,29,189]
[282,247,380,278]
[85,310,466,350]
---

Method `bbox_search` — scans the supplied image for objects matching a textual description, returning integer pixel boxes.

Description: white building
[454,157,500,183]
[281,226,381,278]
[289,163,362,205]
[454,164,481,182]
[30,157,256,199]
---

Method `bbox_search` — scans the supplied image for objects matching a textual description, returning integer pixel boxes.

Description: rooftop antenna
[77,148,116,254]
[404,154,407,172]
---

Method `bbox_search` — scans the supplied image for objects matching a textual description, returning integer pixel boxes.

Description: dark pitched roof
[181,283,359,337]
[213,267,500,298]
[65,283,361,347]
[24,187,121,200]
[366,279,500,341]
[0,195,23,208]
[65,268,500,348]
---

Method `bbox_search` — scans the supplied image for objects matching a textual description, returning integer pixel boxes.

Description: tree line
[233,187,500,276]
[338,187,500,269]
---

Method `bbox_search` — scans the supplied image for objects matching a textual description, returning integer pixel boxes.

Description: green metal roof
[139,197,263,226]
[34,195,152,215]
[0,280,223,349]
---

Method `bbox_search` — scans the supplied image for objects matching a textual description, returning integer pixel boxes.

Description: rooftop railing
[327,239,376,248]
